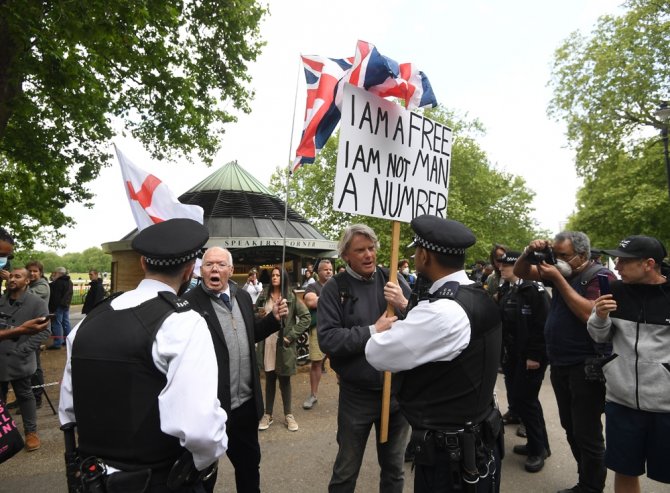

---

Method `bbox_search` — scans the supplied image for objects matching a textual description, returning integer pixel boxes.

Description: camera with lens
[526,246,557,265]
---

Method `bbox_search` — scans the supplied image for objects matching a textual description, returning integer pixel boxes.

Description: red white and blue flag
[292,40,437,172]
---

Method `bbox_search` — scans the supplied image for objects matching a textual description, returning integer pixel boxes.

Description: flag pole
[280,58,303,298]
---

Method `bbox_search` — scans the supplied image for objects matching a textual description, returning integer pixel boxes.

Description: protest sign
[334,84,452,222]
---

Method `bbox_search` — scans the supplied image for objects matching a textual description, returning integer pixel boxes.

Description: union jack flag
[292,40,437,173]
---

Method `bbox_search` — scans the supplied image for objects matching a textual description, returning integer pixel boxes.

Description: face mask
[555,259,573,278]
[0,257,7,269]
[401,268,410,276]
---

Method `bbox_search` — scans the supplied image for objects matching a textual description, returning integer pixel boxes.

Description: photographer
[514,231,615,493]
[587,236,670,492]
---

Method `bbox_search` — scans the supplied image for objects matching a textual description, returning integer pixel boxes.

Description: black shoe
[557,487,582,493]
[525,450,548,473]
[6,400,19,410]
[501,411,521,425]
[514,444,551,457]
[513,444,528,455]
[47,345,62,350]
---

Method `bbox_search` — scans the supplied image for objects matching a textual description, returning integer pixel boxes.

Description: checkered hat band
[145,250,199,266]
[414,235,466,255]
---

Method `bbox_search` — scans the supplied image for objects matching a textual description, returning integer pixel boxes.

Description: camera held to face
[526,246,557,265]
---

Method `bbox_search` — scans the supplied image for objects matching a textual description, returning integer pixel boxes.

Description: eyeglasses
[201,262,230,270]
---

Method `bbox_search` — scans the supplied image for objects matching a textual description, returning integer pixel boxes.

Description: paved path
[1,308,666,492]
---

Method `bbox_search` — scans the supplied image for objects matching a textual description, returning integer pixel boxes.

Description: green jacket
[255,289,310,376]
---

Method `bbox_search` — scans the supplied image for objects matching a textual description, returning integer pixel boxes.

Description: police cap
[500,251,522,265]
[132,218,209,267]
[409,215,476,255]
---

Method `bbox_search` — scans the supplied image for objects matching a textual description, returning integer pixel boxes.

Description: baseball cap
[601,235,667,262]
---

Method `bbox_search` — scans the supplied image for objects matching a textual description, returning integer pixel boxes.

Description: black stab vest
[71,292,188,470]
[398,282,502,429]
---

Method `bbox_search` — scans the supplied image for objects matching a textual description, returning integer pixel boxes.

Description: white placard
[334,84,452,223]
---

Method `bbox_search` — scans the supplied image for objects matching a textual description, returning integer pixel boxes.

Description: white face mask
[0,257,7,269]
[555,259,573,278]
[401,267,410,276]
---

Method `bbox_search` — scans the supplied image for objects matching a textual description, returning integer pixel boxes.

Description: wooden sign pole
[380,220,401,443]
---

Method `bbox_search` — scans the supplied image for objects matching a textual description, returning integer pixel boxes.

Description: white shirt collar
[429,270,473,293]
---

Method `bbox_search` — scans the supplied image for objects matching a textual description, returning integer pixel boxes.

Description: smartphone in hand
[40,314,57,323]
[597,273,611,295]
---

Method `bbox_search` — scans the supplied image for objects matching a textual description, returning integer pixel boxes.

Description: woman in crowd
[255,267,310,432]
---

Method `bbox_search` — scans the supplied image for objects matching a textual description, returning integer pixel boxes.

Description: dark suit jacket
[185,282,280,420]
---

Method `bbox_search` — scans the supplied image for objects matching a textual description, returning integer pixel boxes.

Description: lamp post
[654,101,670,200]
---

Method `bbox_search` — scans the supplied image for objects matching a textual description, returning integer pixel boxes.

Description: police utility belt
[75,453,217,493]
[410,408,503,489]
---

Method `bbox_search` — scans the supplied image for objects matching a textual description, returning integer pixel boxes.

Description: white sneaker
[258,414,273,431]
[303,394,318,409]
[285,414,299,432]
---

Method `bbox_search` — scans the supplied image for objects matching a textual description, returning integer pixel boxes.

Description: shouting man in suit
[185,247,286,493]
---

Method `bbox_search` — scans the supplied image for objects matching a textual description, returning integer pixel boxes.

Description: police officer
[366,215,503,493]
[59,219,228,492]
[498,251,551,473]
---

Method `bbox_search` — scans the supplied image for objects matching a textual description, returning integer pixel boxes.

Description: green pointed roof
[185,160,272,195]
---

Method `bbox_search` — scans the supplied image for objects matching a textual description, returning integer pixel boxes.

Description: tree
[567,143,670,249]
[549,0,670,247]
[269,106,541,266]
[12,246,111,275]
[0,0,267,247]
[549,0,670,176]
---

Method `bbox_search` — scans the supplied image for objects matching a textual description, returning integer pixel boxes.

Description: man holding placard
[318,224,411,493]
[366,215,503,493]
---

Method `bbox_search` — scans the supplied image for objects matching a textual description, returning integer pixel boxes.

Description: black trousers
[414,441,502,493]
[508,355,549,456]
[203,398,261,493]
[550,363,606,493]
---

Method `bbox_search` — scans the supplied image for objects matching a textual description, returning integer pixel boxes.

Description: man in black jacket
[48,267,73,349]
[185,246,285,493]
[81,270,105,315]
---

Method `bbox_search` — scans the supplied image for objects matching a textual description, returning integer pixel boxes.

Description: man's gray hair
[337,224,379,257]
[55,266,68,274]
[555,231,590,257]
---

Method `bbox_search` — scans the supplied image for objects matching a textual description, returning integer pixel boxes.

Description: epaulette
[157,291,191,313]
[430,281,460,302]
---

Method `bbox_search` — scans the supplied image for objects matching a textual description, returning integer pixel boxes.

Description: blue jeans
[328,384,409,493]
[51,305,72,348]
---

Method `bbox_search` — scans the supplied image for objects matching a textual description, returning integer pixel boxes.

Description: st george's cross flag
[115,145,204,230]
[292,40,437,172]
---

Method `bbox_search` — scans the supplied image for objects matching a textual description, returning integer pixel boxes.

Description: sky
[48,0,624,253]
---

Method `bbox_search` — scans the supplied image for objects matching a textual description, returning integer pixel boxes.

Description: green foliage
[270,106,541,266]
[567,143,670,249]
[0,0,267,248]
[11,246,111,275]
[549,0,670,242]
[548,0,670,176]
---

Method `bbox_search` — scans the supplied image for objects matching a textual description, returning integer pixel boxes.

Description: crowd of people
[1,220,668,493]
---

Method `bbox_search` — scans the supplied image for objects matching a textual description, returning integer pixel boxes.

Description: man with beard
[185,246,287,493]
[0,268,50,451]
[365,215,503,493]
[514,231,616,493]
